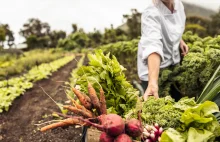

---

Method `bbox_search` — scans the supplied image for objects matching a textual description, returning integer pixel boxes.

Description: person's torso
[156,0,186,67]
[137,0,186,81]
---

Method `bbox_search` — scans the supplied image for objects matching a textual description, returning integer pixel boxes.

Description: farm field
[0,55,84,142]
[0,1,220,141]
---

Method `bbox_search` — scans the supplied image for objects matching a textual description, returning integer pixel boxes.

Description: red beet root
[125,118,143,137]
[99,132,114,142]
[114,134,132,142]
[79,114,125,137]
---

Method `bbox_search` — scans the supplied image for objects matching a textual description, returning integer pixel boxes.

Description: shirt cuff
[142,46,164,64]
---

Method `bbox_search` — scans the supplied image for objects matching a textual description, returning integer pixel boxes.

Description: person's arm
[143,53,160,100]
[139,8,163,100]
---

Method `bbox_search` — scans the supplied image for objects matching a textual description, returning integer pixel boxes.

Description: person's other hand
[143,83,159,101]
[180,39,189,56]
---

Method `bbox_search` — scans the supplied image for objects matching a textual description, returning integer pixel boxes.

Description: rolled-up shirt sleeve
[140,9,164,63]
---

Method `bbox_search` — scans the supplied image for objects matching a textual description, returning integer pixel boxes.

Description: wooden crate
[86,128,101,142]
[86,128,140,142]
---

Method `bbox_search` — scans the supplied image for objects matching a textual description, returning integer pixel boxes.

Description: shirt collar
[157,0,179,14]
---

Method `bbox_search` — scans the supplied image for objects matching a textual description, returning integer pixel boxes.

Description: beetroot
[79,114,125,137]
[114,134,132,142]
[99,132,114,142]
[125,118,143,137]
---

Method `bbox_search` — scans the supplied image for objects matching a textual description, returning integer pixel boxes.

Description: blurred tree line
[1,8,220,50]
[0,24,14,49]
[19,18,66,49]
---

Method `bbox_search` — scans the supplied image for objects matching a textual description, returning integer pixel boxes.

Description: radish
[150,133,156,141]
[99,132,114,142]
[79,114,125,137]
[154,123,159,130]
[125,118,143,137]
[143,131,150,137]
[158,136,161,142]
[152,126,159,136]
[145,125,152,131]
[114,134,132,142]
[158,127,163,135]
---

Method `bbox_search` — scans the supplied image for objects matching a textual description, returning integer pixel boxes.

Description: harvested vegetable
[99,132,114,142]
[137,96,197,129]
[100,88,107,115]
[88,82,101,114]
[142,124,163,142]
[72,87,92,110]
[161,101,220,142]
[114,134,132,142]
[125,118,143,138]
[73,50,139,115]
[63,105,93,118]
[79,114,125,137]
[40,118,80,132]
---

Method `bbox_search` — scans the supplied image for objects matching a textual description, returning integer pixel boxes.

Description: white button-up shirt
[137,0,186,81]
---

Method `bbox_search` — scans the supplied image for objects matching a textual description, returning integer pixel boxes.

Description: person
[137,0,189,101]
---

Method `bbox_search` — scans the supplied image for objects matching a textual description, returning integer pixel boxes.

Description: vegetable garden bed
[0,55,84,142]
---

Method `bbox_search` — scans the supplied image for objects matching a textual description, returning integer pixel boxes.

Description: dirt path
[0,55,83,142]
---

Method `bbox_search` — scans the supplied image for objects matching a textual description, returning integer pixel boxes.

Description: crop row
[0,55,75,113]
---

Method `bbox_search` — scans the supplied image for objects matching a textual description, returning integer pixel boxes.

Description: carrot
[63,105,93,118]
[99,88,107,115]
[88,83,101,114]
[72,87,92,110]
[40,118,80,132]
[67,95,84,109]
[71,99,94,115]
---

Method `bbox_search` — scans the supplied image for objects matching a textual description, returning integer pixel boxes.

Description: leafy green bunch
[140,96,197,129]
[72,50,139,116]
[161,101,220,142]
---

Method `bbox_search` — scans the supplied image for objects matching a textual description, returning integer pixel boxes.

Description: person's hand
[180,39,189,56]
[143,83,159,101]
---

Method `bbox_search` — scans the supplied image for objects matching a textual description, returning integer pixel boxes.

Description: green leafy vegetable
[161,101,220,142]
[73,50,139,116]
[161,128,186,142]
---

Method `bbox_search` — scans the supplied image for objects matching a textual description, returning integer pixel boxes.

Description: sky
[0,0,220,45]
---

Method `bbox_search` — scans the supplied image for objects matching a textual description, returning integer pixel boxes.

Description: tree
[208,9,220,36]
[103,24,117,44]
[87,28,103,47]
[49,30,66,47]
[0,26,6,47]
[20,18,50,38]
[72,24,78,33]
[2,24,15,48]
[123,9,141,39]
[20,18,51,49]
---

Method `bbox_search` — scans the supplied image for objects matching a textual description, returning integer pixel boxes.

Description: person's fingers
[144,95,148,101]
[144,91,153,101]
[144,94,147,101]
[181,52,186,56]
[180,45,187,55]
[180,45,184,53]
[143,91,149,101]
[185,45,189,53]
[154,92,159,99]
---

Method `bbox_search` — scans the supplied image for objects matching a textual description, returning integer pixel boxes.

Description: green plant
[196,65,220,103]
